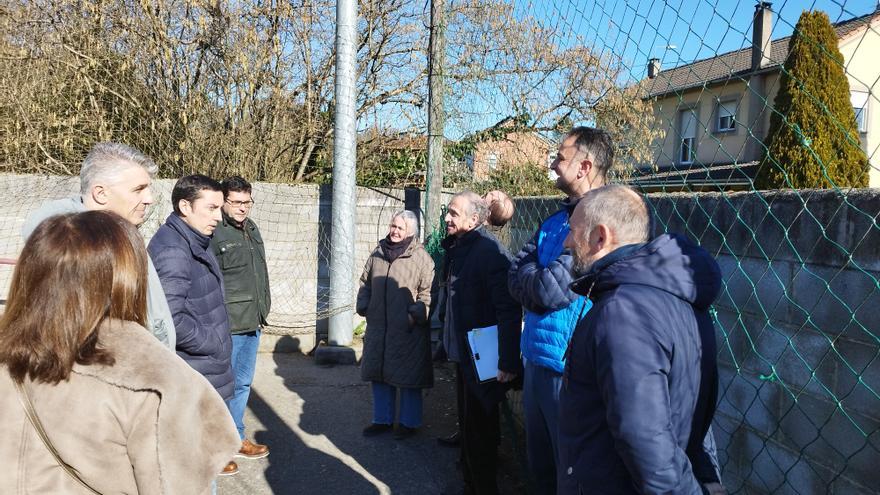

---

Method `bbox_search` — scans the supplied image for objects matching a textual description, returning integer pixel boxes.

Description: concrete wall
[0,174,411,349]
[510,190,879,494]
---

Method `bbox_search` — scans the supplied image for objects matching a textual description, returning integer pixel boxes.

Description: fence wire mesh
[1,0,879,493]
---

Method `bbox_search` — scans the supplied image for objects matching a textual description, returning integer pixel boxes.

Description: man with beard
[558,185,723,494]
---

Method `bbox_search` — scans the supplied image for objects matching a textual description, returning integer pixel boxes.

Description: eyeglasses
[226,199,255,208]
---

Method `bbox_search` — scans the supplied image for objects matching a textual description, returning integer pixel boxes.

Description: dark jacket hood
[570,233,721,310]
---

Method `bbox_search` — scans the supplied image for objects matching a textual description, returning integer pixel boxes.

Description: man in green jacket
[211,176,271,462]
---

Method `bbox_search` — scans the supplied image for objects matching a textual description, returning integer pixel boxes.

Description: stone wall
[0,174,411,349]
[511,190,879,494]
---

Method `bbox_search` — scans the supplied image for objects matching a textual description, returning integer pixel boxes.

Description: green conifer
[756,10,868,189]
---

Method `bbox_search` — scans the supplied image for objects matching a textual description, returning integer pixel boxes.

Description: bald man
[558,185,723,494]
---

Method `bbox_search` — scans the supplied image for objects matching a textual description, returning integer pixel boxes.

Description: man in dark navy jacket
[440,191,523,495]
[148,175,237,476]
[558,185,723,495]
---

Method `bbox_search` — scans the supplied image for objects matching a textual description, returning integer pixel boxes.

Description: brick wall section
[510,190,879,494]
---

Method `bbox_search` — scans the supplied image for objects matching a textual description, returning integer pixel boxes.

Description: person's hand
[497,370,517,383]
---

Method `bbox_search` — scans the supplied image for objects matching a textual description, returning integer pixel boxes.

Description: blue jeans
[227,329,261,439]
[523,358,563,495]
[372,382,423,428]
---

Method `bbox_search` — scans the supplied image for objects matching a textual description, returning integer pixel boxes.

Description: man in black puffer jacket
[558,185,723,495]
[149,175,233,431]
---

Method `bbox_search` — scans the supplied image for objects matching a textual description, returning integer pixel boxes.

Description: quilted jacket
[509,204,590,373]
[148,213,233,400]
[357,238,435,388]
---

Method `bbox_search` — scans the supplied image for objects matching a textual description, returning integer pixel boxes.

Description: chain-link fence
[2,0,879,493]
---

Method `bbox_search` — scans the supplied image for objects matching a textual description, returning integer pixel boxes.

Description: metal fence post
[326,0,357,351]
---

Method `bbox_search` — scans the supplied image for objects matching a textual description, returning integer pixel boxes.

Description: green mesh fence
[435,1,879,493]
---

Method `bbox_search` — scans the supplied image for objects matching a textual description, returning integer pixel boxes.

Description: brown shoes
[219,461,239,476]
[236,438,270,459]
[220,440,267,476]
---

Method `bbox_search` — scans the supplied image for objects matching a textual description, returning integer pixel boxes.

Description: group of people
[357,127,726,495]
[2,143,272,492]
[1,126,724,495]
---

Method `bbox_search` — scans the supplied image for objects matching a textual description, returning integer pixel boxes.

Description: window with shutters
[679,109,697,164]
[717,101,736,132]
[851,90,868,134]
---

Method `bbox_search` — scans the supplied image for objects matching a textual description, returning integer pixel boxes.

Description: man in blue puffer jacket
[148,175,233,412]
[508,126,612,494]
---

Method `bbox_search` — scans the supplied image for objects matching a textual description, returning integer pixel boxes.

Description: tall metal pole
[328,0,357,347]
[425,0,446,237]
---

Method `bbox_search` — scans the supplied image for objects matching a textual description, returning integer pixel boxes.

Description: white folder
[467,325,499,382]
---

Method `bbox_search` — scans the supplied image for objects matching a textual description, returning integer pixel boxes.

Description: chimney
[648,58,661,79]
[752,2,773,70]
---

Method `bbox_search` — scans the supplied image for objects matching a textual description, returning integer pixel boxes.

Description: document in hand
[467,325,499,382]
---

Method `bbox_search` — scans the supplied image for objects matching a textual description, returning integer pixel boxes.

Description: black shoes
[394,425,418,440]
[437,431,460,447]
[362,423,393,437]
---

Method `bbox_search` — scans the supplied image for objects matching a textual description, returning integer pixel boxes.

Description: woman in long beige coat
[0,211,239,494]
[357,210,435,440]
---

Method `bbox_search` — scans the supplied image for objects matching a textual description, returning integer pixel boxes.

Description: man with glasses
[211,176,272,467]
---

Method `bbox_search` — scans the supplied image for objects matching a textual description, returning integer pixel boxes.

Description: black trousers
[456,364,501,495]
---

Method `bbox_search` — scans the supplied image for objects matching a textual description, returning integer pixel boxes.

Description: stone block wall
[511,190,879,494]
[1,174,410,347]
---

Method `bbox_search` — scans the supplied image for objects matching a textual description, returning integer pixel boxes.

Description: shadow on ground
[219,335,526,494]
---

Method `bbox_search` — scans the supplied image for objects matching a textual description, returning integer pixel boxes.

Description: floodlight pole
[327,0,358,349]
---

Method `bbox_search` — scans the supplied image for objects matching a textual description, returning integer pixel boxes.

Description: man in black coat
[439,191,523,495]
[558,185,724,494]
[148,174,237,476]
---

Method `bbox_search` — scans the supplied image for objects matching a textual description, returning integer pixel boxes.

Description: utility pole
[317,0,358,363]
[425,0,446,237]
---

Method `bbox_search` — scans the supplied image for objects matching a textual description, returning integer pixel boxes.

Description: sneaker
[394,425,418,440]
[219,460,239,476]
[362,423,393,437]
[236,439,269,459]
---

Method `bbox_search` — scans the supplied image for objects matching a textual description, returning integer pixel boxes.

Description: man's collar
[221,210,246,229]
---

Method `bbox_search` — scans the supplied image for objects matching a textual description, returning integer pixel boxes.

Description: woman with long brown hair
[0,211,239,494]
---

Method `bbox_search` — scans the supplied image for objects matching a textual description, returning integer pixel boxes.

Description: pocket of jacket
[217,241,248,269]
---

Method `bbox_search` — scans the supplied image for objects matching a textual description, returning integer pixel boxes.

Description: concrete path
[217,336,526,495]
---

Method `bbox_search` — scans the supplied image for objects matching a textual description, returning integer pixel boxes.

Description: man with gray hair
[438,191,522,494]
[507,126,612,494]
[558,185,722,494]
[22,142,176,349]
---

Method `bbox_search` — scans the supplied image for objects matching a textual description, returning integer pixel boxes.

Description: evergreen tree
[756,10,868,189]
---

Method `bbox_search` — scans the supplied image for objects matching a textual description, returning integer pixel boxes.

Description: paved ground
[218,336,526,495]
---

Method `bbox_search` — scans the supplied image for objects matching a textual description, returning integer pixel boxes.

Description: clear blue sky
[444,0,878,136]
[541,0,879,79]
[363,1,878,138]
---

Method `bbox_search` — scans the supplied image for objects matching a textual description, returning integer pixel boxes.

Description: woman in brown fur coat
[0,211,239,494]
[357,210,435,440]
